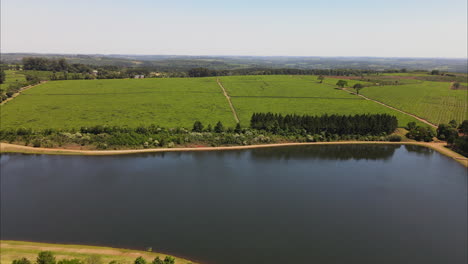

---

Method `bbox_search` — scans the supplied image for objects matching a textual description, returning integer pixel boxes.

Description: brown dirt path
[1,141,466,167]
[340,87,438,128]
[216,78,240,123]
[0,81,47,105]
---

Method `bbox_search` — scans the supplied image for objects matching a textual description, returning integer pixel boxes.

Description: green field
[359,81,467,125]
[0,75,442,130]
[0,78,235,129]
[0,70,26,88]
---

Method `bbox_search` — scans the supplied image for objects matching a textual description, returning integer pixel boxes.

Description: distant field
[0,75,441,130]
[0,70,26,88]
[359,81,467,124]
[0,78,235,129]
[220,76,422,127]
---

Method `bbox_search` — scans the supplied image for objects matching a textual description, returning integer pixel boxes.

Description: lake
[1,145,467,264]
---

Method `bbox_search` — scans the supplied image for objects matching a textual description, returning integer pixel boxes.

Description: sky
[1,0,467,58]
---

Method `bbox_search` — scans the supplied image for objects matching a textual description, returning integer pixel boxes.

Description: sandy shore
[1,141,466,167]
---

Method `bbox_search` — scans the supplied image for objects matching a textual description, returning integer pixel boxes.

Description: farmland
[0,78,236,129]
[359,81,467,125]
[0,74,428,130]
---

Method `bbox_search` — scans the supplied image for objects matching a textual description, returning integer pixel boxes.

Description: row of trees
[11,251,182,264]
[250,113,398,135]
[187,67,418,78]
[23,57,93,73]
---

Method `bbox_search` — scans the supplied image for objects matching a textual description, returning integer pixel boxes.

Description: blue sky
[2,0,467,57]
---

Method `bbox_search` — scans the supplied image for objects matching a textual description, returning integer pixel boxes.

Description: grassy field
[0,78,236,129]
[0,75,443,130]
[359,81,467,125]
[219,75,421,126]
[0,70,26,88]
[0,240,197,264]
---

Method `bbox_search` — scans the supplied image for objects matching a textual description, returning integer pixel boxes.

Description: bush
[387,135,402,142]
[37,251,56,264]
[12,258,32,264]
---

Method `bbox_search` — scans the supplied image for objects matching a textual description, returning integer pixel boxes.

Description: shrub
[12,258,32,264]
[37,251,56,264]
[387,135,402,142]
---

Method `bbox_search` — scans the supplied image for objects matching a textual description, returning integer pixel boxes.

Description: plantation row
[250,113,398,135]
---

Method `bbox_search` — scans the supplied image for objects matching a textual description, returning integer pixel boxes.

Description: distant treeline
[187,67,407,77]
[22,57,150,79]
[250,113,398,135]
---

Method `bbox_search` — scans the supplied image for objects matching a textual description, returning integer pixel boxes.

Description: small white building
[134,75,145,79]
[91,70,98,76]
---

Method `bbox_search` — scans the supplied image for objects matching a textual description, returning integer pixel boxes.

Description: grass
[0,240,197,264]
[359,81,467,125]
[219,75,422,127]
[0,70,26,88]
[0,75,440,131]
[0,78,236,130]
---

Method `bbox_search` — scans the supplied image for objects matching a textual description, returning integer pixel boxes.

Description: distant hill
[2,53,467,72]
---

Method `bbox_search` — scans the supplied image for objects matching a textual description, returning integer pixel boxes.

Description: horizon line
[2,52,467,60]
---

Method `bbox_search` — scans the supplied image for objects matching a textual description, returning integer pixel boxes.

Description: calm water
[1,145,467,264]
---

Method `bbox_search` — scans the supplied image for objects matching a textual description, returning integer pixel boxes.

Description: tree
[37,251,56,264]
[317,75,325,83]
[192,121,204,132]
[151,258,163,264]
[12,258,32,264]
[437,123,458,142]
[353,83,364,94]
[449,119,458,128]
[430,70,440,75]
[0,69,5,84]
[234,123,242,133]
[214,121,224,133]
[458,120,468,135]
[336,80,348,88]
[134,257,146,264]
[205,124,212,132]
[407,122,417,131]
[163,257,175,264]
[452,82,461,89]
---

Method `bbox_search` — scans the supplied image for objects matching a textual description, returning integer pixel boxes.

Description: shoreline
[1,141,467,167]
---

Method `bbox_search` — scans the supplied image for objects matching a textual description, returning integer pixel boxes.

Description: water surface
[1,145,467,264]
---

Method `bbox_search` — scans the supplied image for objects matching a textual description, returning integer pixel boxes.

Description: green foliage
[459,120,468,134]
[437,123,459,142]
[406,125,435,142]
[134,257,146,264]
[251,113,398,135]
[214,121,224,133]
[36,251,56,264]
[317,75,325,83]
[336,80,348,88]
[0,69,5,84]
[407,122,417,131]
[151,257,163,264]
[163,257,175,264]
[387,135,402,142]
[192,121,204,132]
[12,258,32,264]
